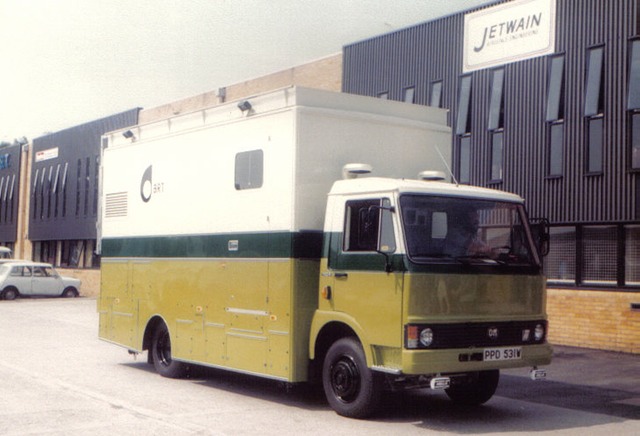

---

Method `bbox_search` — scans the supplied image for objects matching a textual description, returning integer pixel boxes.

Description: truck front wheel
[151,323,187,379]
[445,370,499,405]
[322,337,381,419]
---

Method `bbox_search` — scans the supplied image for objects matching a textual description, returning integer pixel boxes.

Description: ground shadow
[122,360,638,432]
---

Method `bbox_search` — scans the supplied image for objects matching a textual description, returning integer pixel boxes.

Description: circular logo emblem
[140,165,152,202]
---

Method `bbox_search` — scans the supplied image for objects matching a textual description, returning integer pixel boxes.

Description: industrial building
[341,0,638,352]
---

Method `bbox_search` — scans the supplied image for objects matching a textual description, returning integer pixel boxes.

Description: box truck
[98,87,551,418]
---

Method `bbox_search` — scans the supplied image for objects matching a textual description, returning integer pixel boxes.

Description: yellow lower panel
[99,258,318,382]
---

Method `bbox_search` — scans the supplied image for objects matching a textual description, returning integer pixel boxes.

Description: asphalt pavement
[0,298,638,435]
[501,345,640,422]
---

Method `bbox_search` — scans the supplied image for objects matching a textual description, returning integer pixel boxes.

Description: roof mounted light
[418,170,446,181]
[342,163,372,179]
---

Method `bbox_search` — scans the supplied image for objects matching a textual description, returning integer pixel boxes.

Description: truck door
[327,198,403,348]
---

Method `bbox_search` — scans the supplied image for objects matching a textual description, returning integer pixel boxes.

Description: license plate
[483,347,522,361]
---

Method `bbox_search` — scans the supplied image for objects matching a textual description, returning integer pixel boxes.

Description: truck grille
[405,320,547,349]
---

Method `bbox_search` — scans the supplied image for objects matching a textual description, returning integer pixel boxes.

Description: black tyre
[2,287,18,301]
[322,337,382,419]
[445,370,500,406]
[151,323,187,378]
[61,287,79,298]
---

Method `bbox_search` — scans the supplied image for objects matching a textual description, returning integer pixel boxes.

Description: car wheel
[322,337,382,419]
[445,370,500,406]
[151,323,187,378]
[2,287,18,301]
[61,287,79,298]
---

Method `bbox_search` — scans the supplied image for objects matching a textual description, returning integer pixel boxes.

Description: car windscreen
[399,194,539,267]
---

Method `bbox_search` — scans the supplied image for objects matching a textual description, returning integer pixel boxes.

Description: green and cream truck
[98,87,551,418]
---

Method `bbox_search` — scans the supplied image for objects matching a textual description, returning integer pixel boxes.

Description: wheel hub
[331,356,360,402]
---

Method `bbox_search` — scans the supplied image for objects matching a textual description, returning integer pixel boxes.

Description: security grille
[582,226,617,285]
[545,227,576,284]
[625,225,640,286]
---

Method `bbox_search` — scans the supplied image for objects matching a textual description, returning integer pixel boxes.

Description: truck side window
[234,150,263,190]
[344,199,382,252]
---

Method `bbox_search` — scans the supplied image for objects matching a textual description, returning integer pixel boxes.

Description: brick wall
[547,288,640,354]
[139,53,342,124]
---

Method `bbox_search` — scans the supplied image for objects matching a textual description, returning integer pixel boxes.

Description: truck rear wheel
[322,337,381,419]
[151,323,187,378]
[445,370,499,405]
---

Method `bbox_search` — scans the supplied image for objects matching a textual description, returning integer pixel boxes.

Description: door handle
[334,272,348,279]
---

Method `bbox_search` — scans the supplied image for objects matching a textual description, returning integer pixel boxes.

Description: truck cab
[311,173,551,418]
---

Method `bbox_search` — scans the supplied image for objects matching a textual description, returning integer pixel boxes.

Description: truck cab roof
[328,177,525,204]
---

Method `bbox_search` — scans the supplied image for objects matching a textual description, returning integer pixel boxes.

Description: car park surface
[0,298,638,435]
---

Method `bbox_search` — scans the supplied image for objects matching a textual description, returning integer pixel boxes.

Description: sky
[0,0,494,142]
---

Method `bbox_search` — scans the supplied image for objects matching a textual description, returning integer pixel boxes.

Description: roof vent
[418,170,446,181]
[343,163,372,179]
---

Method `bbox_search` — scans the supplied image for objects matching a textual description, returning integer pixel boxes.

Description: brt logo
[140,165,165,203]
[140,165,153,202]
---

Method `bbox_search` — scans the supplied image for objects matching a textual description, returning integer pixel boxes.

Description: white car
[0,262,81,300]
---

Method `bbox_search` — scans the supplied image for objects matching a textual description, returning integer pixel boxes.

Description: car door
[9,266,33,295]
[31,266,63,296]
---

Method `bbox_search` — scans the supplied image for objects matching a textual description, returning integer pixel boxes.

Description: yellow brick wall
[547,288,640,354]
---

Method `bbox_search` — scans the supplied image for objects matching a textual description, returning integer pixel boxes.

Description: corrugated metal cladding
[29,109,139,241]
[342,0,639,225]
[0,143,22,243]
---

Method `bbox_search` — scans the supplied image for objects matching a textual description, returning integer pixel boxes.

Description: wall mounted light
[122,130,135,139]
[237,100,252,112]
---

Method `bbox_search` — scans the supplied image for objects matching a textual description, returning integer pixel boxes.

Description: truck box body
[98,87,452,381]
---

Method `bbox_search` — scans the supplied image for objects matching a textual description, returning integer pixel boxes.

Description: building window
[429,80,443,108]
[628,39,640,110]
[584,46,604,175]
[75,158,82,216]
[458,135,471,184]
[403,86,415,103]
[52,164,60,218]
[488,69,504,131]
[93,155,99,216]
[628,40,640,170]
[235,150,263,190]
[585,46,604,117]
[625,225,640,286]
[546,55,565,177]
[587,116,604,173]
[61,163,68,217]
[547,55,565,122]
[545,226,576,284]
[32,169,39,220]
[548,122,564,176]
[582,226,617,285]
[455,75,472,135]
[631,112,640,170]
[490,131,503,182]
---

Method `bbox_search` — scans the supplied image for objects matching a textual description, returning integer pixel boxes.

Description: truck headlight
[420,328,434,347]
[405,325,435,348]
[534,324,545,341]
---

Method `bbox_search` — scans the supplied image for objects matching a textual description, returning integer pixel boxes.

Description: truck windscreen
[399,194,539,268]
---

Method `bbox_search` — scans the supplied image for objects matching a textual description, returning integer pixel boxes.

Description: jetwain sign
[463,0,556,72]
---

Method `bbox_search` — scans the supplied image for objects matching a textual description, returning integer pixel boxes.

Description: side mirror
[530,218,550,257]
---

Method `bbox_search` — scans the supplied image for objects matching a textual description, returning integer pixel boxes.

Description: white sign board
[35,147,59,162]
[463,0,556,72]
